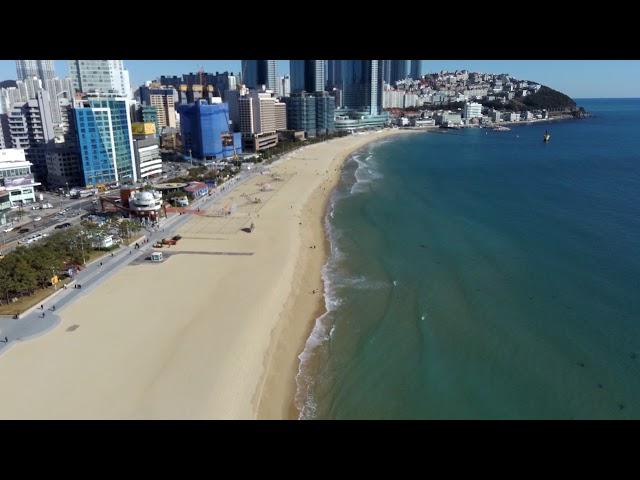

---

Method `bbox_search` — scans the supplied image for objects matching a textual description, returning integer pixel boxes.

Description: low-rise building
[0,148,40,206]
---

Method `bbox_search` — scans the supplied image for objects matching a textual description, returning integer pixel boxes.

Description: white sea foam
[294,195,344,419]
[350,150,383,195]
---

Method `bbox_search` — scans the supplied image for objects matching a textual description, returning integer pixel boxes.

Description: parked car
[33,216,42,221]
[18,228,30,234]
[3,226,14,233]
[54,222,72,229]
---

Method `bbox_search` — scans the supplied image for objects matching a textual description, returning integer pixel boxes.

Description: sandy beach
[0,129,415,419]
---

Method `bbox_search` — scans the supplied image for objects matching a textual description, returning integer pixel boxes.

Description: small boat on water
[544,131,551,142]
[492,125,511,132]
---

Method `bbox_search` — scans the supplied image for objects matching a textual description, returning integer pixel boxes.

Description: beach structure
[150,251,163,262]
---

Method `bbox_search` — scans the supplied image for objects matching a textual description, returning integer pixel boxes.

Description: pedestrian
[52,305,56,311]
[41,304,44,310]
[129,250,132,255]
[100,262,103,267]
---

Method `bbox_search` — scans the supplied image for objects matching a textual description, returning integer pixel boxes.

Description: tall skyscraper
[341,60,383,115]
[290,60,326,93]
[68,60,132,99]
[240,60,277,91]
[409,60,423,79]
[380,60,389,85]
[326,60,342,90]
[16,60,55,82]
[73,95,137,186]
[389,60,409,84]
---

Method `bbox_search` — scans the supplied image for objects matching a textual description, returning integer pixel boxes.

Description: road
[0,168,257,356]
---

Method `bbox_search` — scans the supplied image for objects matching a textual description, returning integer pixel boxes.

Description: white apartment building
[0,148,40,206]
[68,60,133,99]
[238,91,278,135]
[463,102,483,119]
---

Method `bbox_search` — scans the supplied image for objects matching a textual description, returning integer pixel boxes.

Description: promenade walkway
[0,169,257,357]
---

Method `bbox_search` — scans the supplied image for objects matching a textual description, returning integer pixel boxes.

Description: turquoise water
[296,99,640,419]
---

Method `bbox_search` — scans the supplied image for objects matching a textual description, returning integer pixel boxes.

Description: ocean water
[296,99,640,419]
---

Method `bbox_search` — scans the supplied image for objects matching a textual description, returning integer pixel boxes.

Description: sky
[1,60,639,98]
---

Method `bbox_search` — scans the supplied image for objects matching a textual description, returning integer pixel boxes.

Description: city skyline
[0,60,639,98]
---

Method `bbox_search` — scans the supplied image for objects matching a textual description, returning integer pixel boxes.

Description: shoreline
[0,128,418,419]
[254,128,420,419]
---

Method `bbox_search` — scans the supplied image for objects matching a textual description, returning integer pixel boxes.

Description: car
[18,228,30,234]
[54,223,72,229]
[33,216,42,221]
[3,226,14,233]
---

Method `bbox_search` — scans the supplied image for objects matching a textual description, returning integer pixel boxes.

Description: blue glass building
[341,60,383,115]
[290,60,326,93]
[74,96,136,186]
[177,100,242,161]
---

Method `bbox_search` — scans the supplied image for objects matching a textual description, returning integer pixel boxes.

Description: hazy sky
[0,60,638,98]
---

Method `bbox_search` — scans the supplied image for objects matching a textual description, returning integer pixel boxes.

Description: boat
[492,125,511,132]
[543,131,551,143]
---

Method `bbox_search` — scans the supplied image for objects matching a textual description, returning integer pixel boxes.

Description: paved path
[0,169,258,357]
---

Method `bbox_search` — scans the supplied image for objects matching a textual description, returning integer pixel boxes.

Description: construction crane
[198,65,205,88]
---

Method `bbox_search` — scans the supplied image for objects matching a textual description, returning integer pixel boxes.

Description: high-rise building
[314,92,335,136]
[68,60,132,99]
[16,60,55,82]
[44,77,75,126]
[283,93,316,137]
[238,91,280,151]
[280,76,291,97]
[240,60,277,90]
[8,90,56,183]
[139,84,176,131]
[0,87,23,115]
[389,60,409,84]
[177,100,242,162]
[283,92,335,138]
[326,60,343,90]
[275,101,287,131]
[409,60,422,79]
[238,91,277,134]
[341,60,383,115]
[290,60,326,93]
[0,114,9,149]
[73,95,137,186]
